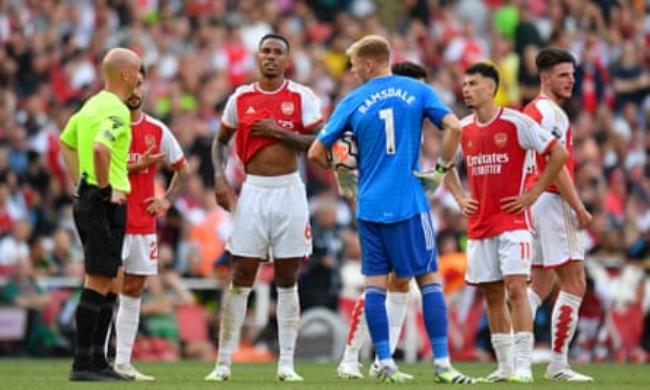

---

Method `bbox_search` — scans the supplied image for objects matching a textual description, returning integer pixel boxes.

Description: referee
[60,48,141,381]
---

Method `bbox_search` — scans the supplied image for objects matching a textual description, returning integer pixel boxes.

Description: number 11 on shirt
[379,108,395,155]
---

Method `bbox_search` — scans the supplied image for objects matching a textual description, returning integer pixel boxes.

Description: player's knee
[530,270,552,300]
[530,282,551,302]
[505,280,527,303]
[121,284,140,297]
[481,285,505,307]
[232,266,257,287]
[84,274,112,294]
[562,275,586,297]
[388,275,410,292]
[274,272,298,288]
[121,277,145,297]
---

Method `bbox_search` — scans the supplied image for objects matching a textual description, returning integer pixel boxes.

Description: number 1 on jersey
[379,108,396,155]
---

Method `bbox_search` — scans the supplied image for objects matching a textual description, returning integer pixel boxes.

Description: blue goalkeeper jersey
[317,74,451,223]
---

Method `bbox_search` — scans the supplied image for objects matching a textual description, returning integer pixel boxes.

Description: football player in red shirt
[445,62,568,383]
[524,48,593,382]
[206,34,323,382]
[113,66,188,380]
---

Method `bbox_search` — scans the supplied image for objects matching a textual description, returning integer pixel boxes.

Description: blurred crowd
[0,0,649,363]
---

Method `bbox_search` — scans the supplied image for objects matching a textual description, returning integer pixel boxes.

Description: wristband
[434,158,454,174]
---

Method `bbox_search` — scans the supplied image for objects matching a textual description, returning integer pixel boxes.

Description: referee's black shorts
[73,178,126,278]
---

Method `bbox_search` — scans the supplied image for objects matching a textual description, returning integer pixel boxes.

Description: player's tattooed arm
[413,113,461,192]
[164,160,189,202]
[212,126,238,212]
[146,160,190,215]
[250,118,318,151]
[212,126,234,177]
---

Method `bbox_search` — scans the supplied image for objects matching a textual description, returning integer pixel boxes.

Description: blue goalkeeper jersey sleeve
[317,74,451,223]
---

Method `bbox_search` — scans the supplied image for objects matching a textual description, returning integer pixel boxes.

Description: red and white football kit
[524,95,583,269]
[122,114,185,275]
[459,108,557,284]
[221,80,322,259]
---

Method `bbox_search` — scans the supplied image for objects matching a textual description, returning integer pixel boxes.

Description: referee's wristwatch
[98,185,113,203]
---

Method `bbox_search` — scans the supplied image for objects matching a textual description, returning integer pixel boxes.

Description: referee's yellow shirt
[60,90,131,193]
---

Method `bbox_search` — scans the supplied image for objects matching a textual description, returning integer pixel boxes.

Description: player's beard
[126,97,143,110]
[261,66,283,79]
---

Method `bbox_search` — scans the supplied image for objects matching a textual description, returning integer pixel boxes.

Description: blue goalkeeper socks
[364,286,391,361]
[421,282,450,364]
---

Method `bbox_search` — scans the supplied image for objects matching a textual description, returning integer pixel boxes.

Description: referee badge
[109,115,125,129]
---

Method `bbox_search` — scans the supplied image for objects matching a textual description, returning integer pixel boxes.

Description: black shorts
[73,180,126,277]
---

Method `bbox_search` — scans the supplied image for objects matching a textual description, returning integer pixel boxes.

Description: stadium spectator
[0,218,32,271]
[1,257,55,356]
[300,195,345,311]
[0,0,647,365]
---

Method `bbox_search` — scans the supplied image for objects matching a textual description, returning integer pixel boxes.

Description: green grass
[0,359,648,389]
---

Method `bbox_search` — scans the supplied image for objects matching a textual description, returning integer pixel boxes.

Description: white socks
[277,285,300,370]
[341,296,367,364]
[514,332,534,377]
[115,294,141,365]
[549,291,582,371]
[216,285,251,367]
[341,292,410,367]
[386,292,408,355]
[527,289,542,321]
[491,332,533,378]
[490,333,514,376]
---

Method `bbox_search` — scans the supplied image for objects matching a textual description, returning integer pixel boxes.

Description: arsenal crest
[494,132,508,148]
[145,134,155,147]
[281,101,294,115]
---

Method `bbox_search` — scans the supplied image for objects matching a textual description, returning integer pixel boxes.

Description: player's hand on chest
[251,117,296,139]
[257,96,300,131]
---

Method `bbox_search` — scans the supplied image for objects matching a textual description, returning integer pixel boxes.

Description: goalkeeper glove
[413,158,453,195]
[334,169,358,199]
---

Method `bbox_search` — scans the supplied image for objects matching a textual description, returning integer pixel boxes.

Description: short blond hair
[346,35,391,64]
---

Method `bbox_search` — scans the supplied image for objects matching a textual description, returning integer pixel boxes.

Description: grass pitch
[0,359,648,389]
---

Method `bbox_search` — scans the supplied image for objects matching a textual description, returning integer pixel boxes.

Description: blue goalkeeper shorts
[358,212,438,278]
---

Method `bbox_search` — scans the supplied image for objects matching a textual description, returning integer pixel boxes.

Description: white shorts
[226,172,312,259]
[121,234,159,275]
[466,230,532,284]
[531,192,584,268]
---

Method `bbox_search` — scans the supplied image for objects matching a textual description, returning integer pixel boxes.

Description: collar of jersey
[369,74,393,82]
[253,79,288,95]
[474,107,503,128]
[131,112,146,126]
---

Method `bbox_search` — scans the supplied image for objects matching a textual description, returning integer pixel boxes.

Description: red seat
[176,304,209,342]
[41,289,71,325]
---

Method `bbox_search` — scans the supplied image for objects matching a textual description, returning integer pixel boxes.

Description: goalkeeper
[309,34,472,385]
[332,61,465,382]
